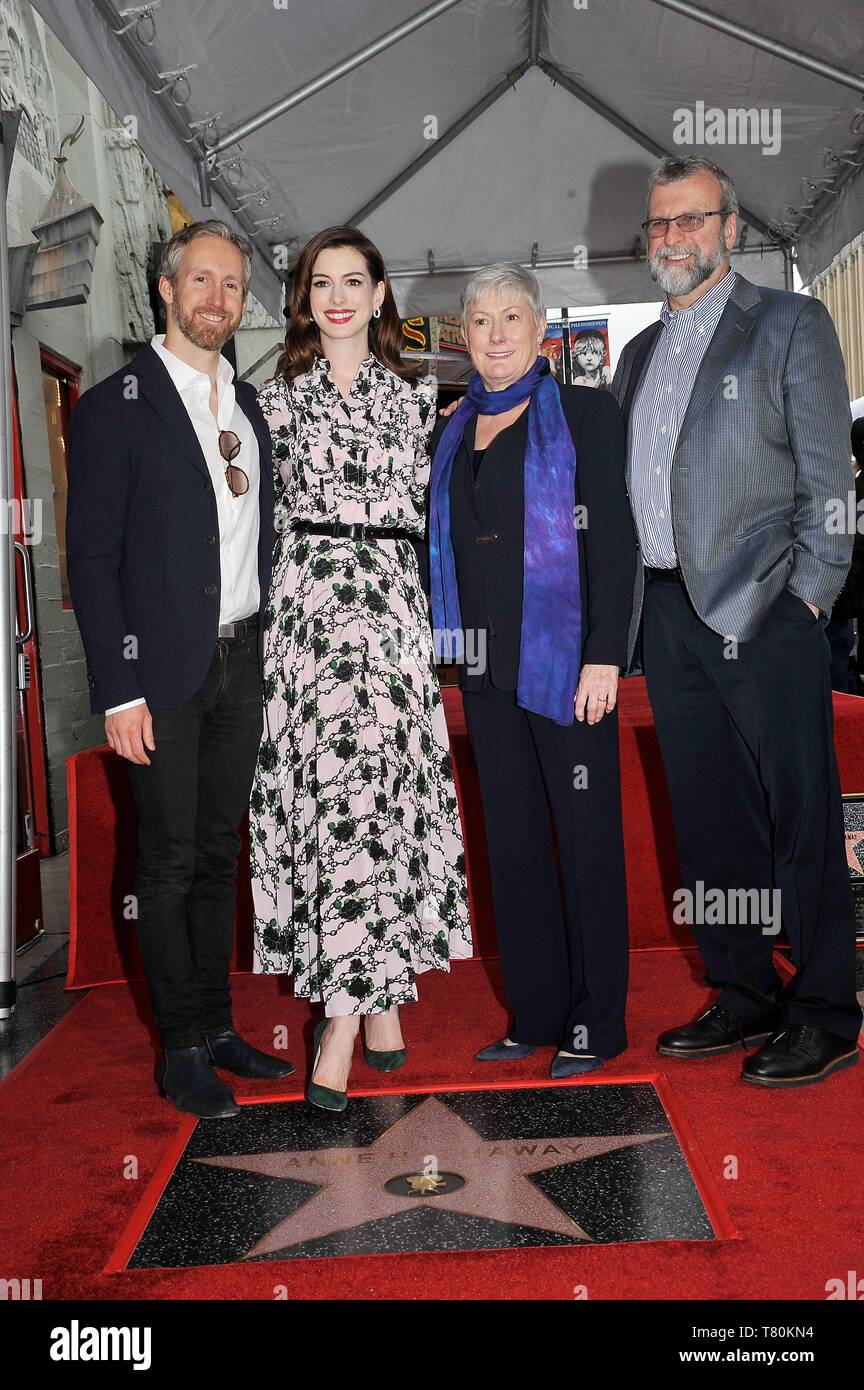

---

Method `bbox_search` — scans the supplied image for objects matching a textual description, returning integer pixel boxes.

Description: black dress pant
[126,630,264,1048]
[642,573,862,1042]
[462,686,629,1057]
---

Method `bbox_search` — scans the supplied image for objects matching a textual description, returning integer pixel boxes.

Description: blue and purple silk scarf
[428,355,582,727]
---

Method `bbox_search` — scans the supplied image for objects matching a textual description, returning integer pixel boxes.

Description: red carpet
[1,949,861,1300]
[64,681,864,988]
[41,680,864,1297]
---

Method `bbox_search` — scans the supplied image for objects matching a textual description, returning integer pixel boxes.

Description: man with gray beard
[612,155,861,1087]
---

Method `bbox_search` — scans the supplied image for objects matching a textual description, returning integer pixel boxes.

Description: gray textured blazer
[612,273,853,668]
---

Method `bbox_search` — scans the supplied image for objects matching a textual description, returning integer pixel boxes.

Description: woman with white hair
[428,263,637,1077]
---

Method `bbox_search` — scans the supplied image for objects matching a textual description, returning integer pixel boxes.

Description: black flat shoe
[159,1045,240,1119]
[741,1025,860,1088]
[204,1026,296,1080]
[306,1019,349,1112]
[475,1038,536,1061]
[657,1003,781,1058]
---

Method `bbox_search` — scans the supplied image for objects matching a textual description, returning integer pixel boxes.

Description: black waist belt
[290,521,418,541]
[218,614,259,639]
[644,565,684,582]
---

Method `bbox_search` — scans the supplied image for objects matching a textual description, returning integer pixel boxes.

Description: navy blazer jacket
[66,344,275,713]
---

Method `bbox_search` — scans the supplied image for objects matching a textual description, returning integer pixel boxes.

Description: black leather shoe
[204,1026,296,1080]
[159,1045,240,1119]
[742,1025,860,1088]
[657,1003,781,1058]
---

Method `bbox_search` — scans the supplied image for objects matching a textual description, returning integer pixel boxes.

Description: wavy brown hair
[275,227,419,384]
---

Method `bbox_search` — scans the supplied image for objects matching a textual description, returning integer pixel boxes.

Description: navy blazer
[427,382,637,690]
[66,344,275,713]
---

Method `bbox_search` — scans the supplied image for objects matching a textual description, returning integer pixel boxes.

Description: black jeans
[126,630,263,1048]
[462,686,629,1057]
[642,573,863,1042]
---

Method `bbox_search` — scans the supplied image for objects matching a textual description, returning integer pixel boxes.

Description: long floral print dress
[250,353,471,1015]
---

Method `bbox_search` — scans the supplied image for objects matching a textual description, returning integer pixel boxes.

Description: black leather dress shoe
[741,1025,859,1088]
[657,1003,782,1057]
[204,1027,296,1080]
[159,1046,240,1119]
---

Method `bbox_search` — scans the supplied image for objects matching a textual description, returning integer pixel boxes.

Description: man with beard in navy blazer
[67,221,294,1117]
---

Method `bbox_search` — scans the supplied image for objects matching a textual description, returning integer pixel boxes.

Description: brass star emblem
[404,1173,447,1195]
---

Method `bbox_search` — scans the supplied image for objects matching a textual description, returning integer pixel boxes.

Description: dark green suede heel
[306,1019,348,1112]
[363,1041,407,1072]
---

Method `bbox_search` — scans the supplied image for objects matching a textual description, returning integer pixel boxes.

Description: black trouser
[462,686,629,1057]
[642,572,863,1042]
[126,630,264,1048]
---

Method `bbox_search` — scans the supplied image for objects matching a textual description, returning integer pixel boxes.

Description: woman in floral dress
[250,227,471,1109]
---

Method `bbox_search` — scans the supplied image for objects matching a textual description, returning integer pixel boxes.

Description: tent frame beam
[539,58,781,243]
[205,0,464,165]
[528,0,545,65]
[386,239,788,280]
[347,60,531,228]
[645,0,864,95]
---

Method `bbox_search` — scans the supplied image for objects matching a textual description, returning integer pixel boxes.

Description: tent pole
[386,241,786,279]
[783,245,794,291]
[538,58,778,241]
[211,0,465,156]
[0,122,17,1020]
[347,61,531,228]
[645,0,864,95]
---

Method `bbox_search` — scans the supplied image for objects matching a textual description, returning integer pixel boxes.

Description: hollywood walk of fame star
[191,1095,668,1258]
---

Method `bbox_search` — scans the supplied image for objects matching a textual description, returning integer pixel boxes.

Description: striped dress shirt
[629,268,737,567]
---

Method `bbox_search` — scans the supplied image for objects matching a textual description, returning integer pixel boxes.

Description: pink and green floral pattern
[250,355,471,1015]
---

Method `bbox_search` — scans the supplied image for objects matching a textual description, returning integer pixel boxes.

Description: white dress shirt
[105,334,261,715]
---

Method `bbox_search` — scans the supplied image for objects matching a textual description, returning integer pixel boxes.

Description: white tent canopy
[25,0,864,318]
